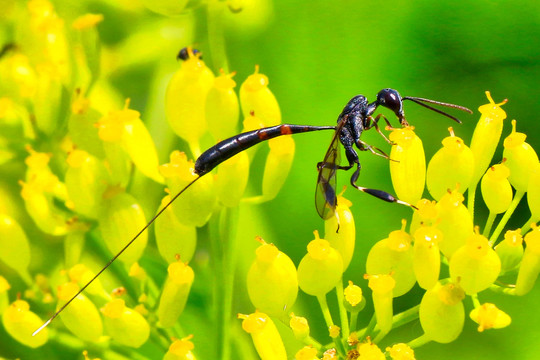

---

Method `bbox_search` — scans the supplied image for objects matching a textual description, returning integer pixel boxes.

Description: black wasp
[196,88,472,219]
[34,83,471,334]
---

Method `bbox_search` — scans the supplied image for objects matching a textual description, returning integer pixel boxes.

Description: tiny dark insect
[176,47,202,61]
[33,88,472,335]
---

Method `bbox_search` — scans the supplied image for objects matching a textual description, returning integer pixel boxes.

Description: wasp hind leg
[346,147,416,209]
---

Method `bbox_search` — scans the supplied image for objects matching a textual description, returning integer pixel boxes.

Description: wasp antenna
[403,96,473,113]
[402,97,467,123]
[32,176,201,336]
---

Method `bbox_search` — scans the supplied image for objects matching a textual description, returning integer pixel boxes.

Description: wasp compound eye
[377,88,404,115]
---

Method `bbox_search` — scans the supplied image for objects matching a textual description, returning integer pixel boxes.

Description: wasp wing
[315,116,347,219]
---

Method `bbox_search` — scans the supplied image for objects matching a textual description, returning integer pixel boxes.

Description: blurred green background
[1,0,539,359]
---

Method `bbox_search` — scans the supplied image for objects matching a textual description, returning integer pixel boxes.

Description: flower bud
[356,339,385,359]
[365,274,395,334]
[480,163,512,214]
[426,127,474,200]
[449,231,501,295]
[495,230,523,273]
[413,225,442,290]
[366,220,415,297]
[295,346,318,360]
[215,151,249,207]
[100,141,132,187]
[68,93,106,159]
[68,264,108,299]
[65,149,109,218]
[238,311,287,360]
[343,281,365,313]
[247,240,298,317]
[328,325,340,338]
[389,127,425,205]
[261,136,295,201]
[98,189,148,266]
[2,300,48,348]
[297,231,343,296]
[469,303,511,332]
[289,313,310,340]
[240,65,281,127]
[410,199,438,235]
[322,348,338,359]
[157,261,194,328]
[72,14,103,90]
[163,336,197,360]
[154,195,197,264]
[386,343,415,360]
[0,51,37,99]
[25,0,71,83]
[160,151,216,227]
[324,194,355,271]
[469,92,507,187]
[165,49,214,145]
[515,224,540,295]
[527,163,540,221]
[0,214,31,279]
[19,179,69,236]
[101,299,150,348]
[419,282,465,343]
[503,120,539,192]
[0,276,11,314]
[57,282,103,342]
[206,71,240,140]
[96,99,163,183]
[33,64,63,135]
[436,188,473,258]
[242,110,265,133]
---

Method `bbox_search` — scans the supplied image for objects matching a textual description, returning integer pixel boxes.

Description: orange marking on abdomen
[258,131,269,140]
[280,125,293,135]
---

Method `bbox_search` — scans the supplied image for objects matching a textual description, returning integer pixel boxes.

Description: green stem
[389,304,420,329]
[373,329,388,344]
[209,206,240,360]
[206,1,229,74]
[470,293,480,308]
[483,211,497,237]
[241,195,268,205]
[335,280,350,339]
[152,328,171,351]
[359,313,377,339]
[304,336,322,351]
[407,333,431,349]
[316,293,346,356]
[316,293,335,329]
[489,190,525,246]
[350,311,359,333]
[221,207,240,360]
[521,215,538,234]
[489,283,517,295]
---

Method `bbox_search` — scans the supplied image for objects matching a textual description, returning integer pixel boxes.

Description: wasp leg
[356,139,398,163]
[366,114,395,144]
[345,146,416,209]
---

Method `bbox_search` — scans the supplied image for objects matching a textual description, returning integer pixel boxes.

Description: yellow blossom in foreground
[469,303,511,332]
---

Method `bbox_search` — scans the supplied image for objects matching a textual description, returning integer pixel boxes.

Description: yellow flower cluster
[240,91,540,359]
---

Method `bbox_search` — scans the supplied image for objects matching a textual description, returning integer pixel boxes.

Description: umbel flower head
[0,1,538,358]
